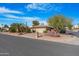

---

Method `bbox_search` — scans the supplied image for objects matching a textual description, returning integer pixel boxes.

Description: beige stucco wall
[31,28,46,33]
[35,28,46,33]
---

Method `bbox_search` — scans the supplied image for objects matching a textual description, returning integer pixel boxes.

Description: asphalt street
[0,33,79,56]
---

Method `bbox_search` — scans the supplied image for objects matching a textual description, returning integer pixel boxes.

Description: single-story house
[72,25,79,32]
[30,25,60,37]
[30,26,48,33]
[30,25,57,33]
[0,26,9,32]
[72,25,79,29]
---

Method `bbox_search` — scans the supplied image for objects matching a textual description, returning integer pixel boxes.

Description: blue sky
[0,3,79,26]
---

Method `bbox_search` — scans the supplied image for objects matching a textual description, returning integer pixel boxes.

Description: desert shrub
[26,28,31,33]
[43,30,48,33]
[32,30,36,33]
[59,29,66,33]
[9,26,17,32]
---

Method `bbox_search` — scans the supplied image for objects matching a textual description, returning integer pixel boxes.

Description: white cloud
[0,7,22,14]
[4,14,41,21]
[4,14,20,19]
[23,17,41,21]
[26,3,53,11]
[26,3,62,12]
[4,14,48,25]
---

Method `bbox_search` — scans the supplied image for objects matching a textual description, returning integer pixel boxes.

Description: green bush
[9,26,17,32]
[43,30,48,33]
[26,29,31,33]
[32,30,36,33]
[59,29,66,33]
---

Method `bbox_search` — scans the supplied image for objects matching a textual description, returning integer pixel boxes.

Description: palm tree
[1,24,4,32]
[10,23,24,34]
[4,24,9,28]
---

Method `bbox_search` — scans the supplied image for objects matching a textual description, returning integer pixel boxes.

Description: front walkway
[0,32,79,45]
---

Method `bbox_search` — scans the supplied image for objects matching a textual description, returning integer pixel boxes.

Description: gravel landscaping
[0,32,79,45]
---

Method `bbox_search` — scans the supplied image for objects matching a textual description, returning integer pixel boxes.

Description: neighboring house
[30,26,48,33]
[72,25,79,32]
[0,25,9,32]
[72,25,79,29]
[3,27,9,32]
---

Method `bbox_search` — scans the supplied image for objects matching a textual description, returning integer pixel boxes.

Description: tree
[65,19,73,30]
[10,23,24,33]
[9,23,31,33]
[4,24,9,28]
[1,24,3,27]
[32,20,40,26]
[47,15,73,33]
[9,26,17,32]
